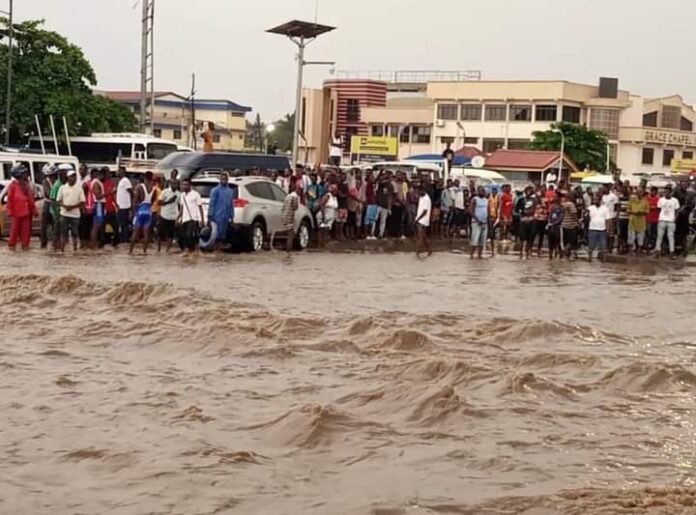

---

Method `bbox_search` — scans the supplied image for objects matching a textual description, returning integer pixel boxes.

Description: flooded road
[0,249,694,514]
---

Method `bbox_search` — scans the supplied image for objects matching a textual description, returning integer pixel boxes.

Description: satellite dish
[471,156,486,169]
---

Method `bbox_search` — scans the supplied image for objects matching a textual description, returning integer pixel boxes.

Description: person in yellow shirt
[487,186,500,255]
[627,187,649,253]
[149,175,162,242]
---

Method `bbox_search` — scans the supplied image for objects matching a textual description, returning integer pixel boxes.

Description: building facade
[98,91,252,151]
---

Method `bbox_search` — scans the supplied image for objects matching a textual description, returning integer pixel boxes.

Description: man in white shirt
[116,167,133,244]
[56,170,86,252]
[415,185,432,258]
[587,194,609,262]
[157,179,180,252]
[655,186,680,257]
[601,185,619,253]
[177,178,205,253]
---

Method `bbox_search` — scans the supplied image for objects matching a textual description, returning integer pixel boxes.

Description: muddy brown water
[0,248,694,514]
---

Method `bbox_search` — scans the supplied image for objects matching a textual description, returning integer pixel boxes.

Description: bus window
[33,162,48,184]
[72,142,133,163]
[0,161,12,180]
[134,144,146,160]
[147,143,178,160]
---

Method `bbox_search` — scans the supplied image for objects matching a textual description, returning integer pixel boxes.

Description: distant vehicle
[29,133,178,171]
[0,151,79,184]
[0,179,45,237]
[156,152,291,180]
[191,175,313,252]
[450,167,509,192]
[367,161,442,182]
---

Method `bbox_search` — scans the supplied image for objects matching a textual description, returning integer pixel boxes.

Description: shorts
[336,208,348,223]
[563,227,578,249]
[364,204,379,226]
[588,229,607,251]
[347,210,358,228]
[317,209,336,230]
[488,220,497,241]
[78,212,93,240]
[431,207,441,222]
[519,220,536,244]
[61,216,80,239]
[133,205,152,229]
[452,208,467,227]
[471,221,488,247]
[547,225,562,249]
[93,203,105,225]
[158,218,176,240]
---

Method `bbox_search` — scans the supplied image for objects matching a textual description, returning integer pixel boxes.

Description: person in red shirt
[645,186,660,250]
[6,165,37,250]
[498,183,514,240]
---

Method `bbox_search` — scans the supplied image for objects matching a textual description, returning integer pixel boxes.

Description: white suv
[191,176,314,251]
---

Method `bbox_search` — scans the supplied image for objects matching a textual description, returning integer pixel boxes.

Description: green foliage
[270,112,294,153]
[0,18,136,144]
[529,122,611,172]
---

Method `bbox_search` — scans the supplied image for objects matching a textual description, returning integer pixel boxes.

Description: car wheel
[295,220,312,250]
[249,220,266,252]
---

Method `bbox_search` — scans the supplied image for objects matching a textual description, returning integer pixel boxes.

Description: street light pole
[291,37,305,168]
[555,128,565,182]
[4,0,13,146]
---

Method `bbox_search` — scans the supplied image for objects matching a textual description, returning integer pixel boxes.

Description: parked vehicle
[156,152,291,180]
[0,179,45,237]
[450,167,509,192]
[0,151,79,184]
[191,175,313,252]
[368,161,442,182]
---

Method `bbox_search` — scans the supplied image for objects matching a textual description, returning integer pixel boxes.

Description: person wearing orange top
[201,122,215,152]
[6,165,38,250]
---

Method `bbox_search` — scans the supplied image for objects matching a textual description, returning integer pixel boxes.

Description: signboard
[644,129,696,147]
[350,136,398,158]
[670,158,696,173]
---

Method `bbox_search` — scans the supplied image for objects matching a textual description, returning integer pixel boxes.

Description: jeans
[587,229,607,252]
[40,207,53,248]
[646,222,658,249]
[656,220,676,254]
[377,207,390,238]
[117,208,131,244]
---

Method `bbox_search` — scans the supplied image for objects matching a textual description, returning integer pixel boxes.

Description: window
[562,106,581,124]
[589,108,620,139]
[683,151,694,160]
[269,183,288,202]
[464,137,478,144]
[482,138,505,153]
[213,134,221,143]
[440,137,454,145]
[147,143,178,160]
[507,139,530,150]
[399,126,411,143]
[661,106,680,129]
[153,128,162,138]
[412,126,431,144]
[663,149,675,167]
[681,117,693,132]
[460,104,482,121]
[485,105,507,122]
[32,162,48,184]
[510,105,532,122]
[71,142,134,163]
[346,99,360,122]
[344,127,359,150]
[370,125,384,137]
[642,148,654,165]
[173,129,182,140]
[245,181,275,200]
[643,112,658,128]
[535,105,558,122]
[387,125,400,138]
[437,104,458,120]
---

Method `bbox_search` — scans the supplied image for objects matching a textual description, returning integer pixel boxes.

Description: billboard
[350,136,398,158]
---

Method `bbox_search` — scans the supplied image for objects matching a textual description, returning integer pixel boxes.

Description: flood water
[1,248,695,514]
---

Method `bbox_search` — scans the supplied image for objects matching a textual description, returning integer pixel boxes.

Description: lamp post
[2,0,13,146]
[554,127,565,182]
[267,20,335,168]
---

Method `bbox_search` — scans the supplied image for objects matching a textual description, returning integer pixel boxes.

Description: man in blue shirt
[208,172,235,250]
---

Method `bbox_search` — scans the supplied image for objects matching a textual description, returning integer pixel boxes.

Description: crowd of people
[271,165,696,261]
[2,160,695,262]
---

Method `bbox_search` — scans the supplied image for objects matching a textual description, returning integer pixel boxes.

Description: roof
[484,149,579,173]
[97,91,186,102]
[96,91,251,113]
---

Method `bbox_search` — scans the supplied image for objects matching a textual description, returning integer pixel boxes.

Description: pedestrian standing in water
[177,178,204,254]
[655,185,680,258]
[627,187,648,254]
[601,184,618,253]
[547,194,564,259]
[129,172,155,254]
[56,170,85,252]
[116,167,133,245]
[516,185,538,259]
[280,181,302,255]
[208,172,235,251]
[560,191,580,259]
[587,193,610,262]
[469,186,490,259]
[6,165,37,250]
[40,165,56,248]
[89,168,105,250]
[415,184,432,258]
[157,178,179,252]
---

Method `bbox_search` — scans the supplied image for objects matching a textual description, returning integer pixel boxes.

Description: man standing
[40,165,56,248]
[487,186,499,256]
[674,179,695,256]
[415,184,432,258]
[587,193,610,262]
[499,184,514,241]
[6,165,37,250]
[177,178,205,254]
[280,181,302,255]
[56,170,85,252]
[469,186,490,259]
[645,186,660,251]
[376,172,394,239]
[208,172,235,250]
[655,185,680,258]
[202,122,215,153]
[560,191,580,259]
[627,188,648,253]
[516,185,538,259]
[102,168,118,247]
[601,185,618,253]
[129,172,155,254]
[78,168,94,249]
[50,166,69,250]
[157,178,179,252]
[116,167,133,245]
[89,169,105,250]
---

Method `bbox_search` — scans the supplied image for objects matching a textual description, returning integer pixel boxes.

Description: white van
[450,167,508,187]
[0,151,80,184]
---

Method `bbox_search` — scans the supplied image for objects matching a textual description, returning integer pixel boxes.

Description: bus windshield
[147,143,178,160]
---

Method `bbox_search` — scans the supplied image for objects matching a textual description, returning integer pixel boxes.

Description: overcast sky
[15,0,696,121]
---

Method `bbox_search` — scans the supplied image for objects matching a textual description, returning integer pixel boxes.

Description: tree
[0,18,136,145]
[529,122,611,172]
[270,113,294,153]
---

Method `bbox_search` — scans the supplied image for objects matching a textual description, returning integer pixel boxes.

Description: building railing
[334,70,482,83]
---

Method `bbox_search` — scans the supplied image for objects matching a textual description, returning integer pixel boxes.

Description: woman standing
[6,165,37,250]
[317,184,338,248]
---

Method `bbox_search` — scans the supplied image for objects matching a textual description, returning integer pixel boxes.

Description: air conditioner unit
[435,120,446,128]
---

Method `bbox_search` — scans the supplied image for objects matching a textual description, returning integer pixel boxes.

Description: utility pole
[140,0,155,134]
[190,73,197,150]
[3,0,13,145]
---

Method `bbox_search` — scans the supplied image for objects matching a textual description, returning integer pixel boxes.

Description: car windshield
[192,183,238,200]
